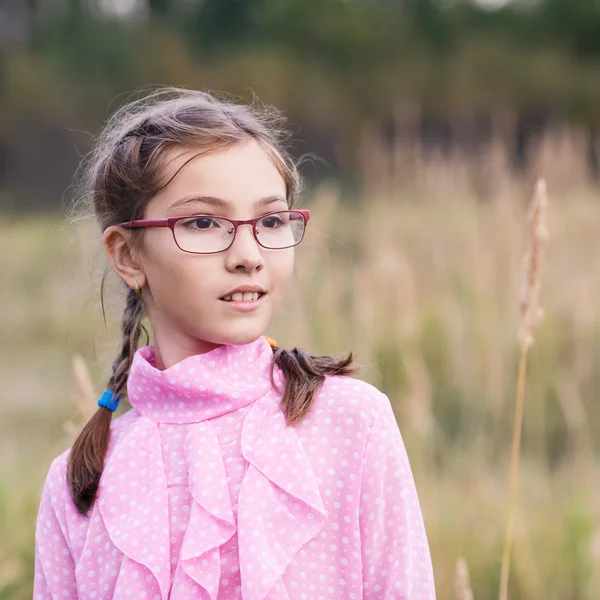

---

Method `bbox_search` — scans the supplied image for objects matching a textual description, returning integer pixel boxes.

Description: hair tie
[265,335,278,348]
[98,390,120,412]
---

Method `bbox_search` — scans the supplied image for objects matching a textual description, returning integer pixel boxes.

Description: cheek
[140,229,177,263]
[267,250,295,291]
[140,234,214,296]
[142,235,181,281]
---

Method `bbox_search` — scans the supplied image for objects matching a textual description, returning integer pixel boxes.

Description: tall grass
[1,137,599,598]
[499,179,549,600]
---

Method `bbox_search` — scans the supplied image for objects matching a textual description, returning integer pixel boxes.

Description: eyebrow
[169,194,288,212]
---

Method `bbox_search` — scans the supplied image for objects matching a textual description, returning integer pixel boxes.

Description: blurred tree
[406,0,454,52]
[189,0,265,51]
[147,0,172,18]
[5,0,600,211]
[539,0,600,57]
[68,0,84,18]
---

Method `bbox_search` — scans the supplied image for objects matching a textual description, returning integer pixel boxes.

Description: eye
[180,217,220,231]
[259,213,287,229]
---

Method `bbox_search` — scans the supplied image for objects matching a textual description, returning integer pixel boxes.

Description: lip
[220,285,267,298]
[220,292,267,312]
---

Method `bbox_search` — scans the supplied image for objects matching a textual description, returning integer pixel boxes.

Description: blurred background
[1,1,600,598]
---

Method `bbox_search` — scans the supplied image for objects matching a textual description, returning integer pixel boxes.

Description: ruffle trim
[92,388,327,600]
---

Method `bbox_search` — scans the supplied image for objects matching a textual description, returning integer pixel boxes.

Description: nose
[224,223,264,272]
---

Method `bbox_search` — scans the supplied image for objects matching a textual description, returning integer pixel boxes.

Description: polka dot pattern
[33,335,436,599]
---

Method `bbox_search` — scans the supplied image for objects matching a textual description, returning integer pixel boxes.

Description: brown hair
[67,87,358,517]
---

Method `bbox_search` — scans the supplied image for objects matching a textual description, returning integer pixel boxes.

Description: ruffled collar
[92,334,328,600]
[127,335,278,424]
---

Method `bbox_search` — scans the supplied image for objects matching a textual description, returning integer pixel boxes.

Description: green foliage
[5,0,600,213]
[5,0,600,125]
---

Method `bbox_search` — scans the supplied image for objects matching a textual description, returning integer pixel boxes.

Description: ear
[103,226,146,291]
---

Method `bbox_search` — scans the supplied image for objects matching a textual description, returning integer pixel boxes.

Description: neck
[151,331,223,371]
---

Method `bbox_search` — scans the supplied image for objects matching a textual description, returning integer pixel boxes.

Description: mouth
[220,291,267,303]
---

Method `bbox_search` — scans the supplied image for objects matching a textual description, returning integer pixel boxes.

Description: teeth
[222,291,262,302]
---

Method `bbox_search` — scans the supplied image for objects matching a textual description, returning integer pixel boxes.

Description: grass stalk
[499,179,549,600]
[455,557,474,600]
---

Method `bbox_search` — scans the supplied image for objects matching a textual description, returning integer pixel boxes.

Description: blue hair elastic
[98,390,120,412]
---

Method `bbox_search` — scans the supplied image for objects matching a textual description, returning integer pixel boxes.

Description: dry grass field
[1,136,599,599]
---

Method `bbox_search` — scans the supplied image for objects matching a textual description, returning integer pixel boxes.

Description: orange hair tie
[264,335,278,348]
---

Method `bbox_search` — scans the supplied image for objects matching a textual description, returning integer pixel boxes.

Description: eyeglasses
[118,209,310,254]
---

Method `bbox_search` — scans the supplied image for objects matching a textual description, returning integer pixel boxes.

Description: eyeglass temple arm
[119,219,170,229]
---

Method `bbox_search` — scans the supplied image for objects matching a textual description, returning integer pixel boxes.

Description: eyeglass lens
[173,211,305,253]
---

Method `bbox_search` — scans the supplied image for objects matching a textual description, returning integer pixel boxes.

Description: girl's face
[105,139,295,368]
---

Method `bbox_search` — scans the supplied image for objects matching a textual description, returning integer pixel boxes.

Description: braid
[106,287,146,397]
[271,345,360,427]
[67,287,146,516]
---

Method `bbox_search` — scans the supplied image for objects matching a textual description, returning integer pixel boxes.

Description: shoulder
[297,373,386,434]
[38,450,72,525]
[42,449,69,492]
[39,409,142,516]
[44,408,140,483]
[108,406,140,439]
[290,375,395,472]
[318,374,385,416]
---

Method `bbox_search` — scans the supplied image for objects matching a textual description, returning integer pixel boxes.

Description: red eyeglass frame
[118,209,311,254]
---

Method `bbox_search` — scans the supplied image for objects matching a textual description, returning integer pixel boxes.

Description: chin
[213,327,267,347]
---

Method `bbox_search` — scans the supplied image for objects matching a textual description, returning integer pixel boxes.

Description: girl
[34,88,436,599]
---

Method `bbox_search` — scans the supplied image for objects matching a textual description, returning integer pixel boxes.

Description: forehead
[154,139,287,209]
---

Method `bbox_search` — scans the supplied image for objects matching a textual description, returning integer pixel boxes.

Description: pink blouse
[34,335,436,599]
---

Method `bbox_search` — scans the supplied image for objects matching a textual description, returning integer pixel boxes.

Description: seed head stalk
[455,557,474,600]
[499,179,549,600]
